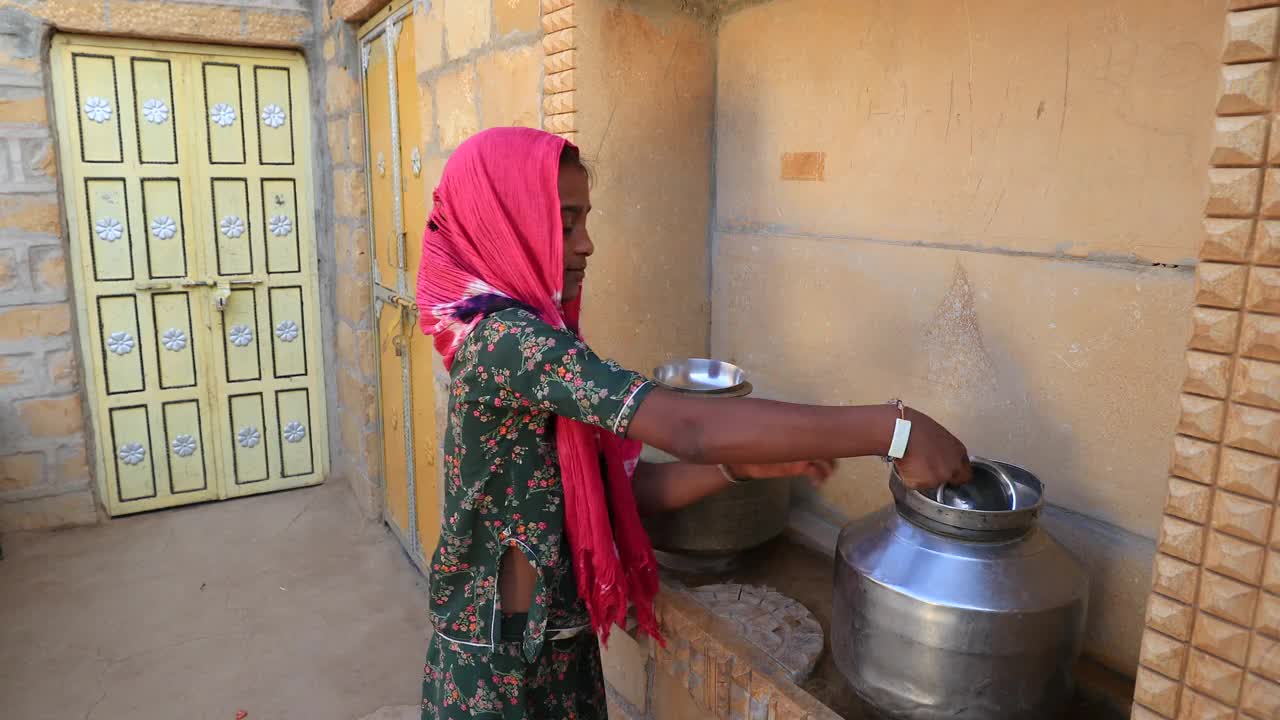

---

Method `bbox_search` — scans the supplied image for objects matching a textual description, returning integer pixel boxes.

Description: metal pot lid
[654,358,747,394]
[890,457,1044,535]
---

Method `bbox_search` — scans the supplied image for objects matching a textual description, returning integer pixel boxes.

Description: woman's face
[558,163,593,301]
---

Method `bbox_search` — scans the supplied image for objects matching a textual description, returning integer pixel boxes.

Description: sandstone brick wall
[1134,3,1280,717]
[0,0,311,532]
[602,585,840,720]
[321,0,545,519]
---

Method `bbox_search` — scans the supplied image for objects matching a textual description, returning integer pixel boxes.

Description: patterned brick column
[541,0,576,145]
[1135,3,1280,717]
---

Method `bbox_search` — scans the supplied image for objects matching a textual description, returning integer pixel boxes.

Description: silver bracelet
[717,464,747,484]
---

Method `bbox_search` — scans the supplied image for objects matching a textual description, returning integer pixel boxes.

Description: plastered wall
[713,0,1224,673]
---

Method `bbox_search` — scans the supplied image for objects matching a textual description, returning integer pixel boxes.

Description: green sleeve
[467,308,653,436]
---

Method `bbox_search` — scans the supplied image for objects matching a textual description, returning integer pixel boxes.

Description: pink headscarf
[415,127,660,645]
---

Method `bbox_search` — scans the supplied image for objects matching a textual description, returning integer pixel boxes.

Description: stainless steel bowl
[653,358,746,393]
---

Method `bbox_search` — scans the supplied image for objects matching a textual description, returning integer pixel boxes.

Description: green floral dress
[421,307,652,720]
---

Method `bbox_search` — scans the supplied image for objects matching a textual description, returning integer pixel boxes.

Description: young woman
[416,127,970,720]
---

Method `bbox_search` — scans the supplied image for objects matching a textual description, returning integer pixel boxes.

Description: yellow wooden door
[361,3,442,568]
[50,35,328,516]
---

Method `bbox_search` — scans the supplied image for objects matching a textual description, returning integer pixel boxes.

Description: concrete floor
[0,480,428,720]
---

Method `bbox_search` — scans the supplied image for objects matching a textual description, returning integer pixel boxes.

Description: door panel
[51,35,327,516]
[378,299,411,538]
[363,6,441,569]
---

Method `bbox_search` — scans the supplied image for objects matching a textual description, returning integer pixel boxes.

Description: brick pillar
[541,0,576,145]
[1135,3,1280,717]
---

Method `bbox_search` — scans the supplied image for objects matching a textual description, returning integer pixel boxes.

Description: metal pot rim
[890,459,1044,534]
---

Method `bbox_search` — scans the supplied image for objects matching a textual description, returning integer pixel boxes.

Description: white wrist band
[887,418,912,460]
[718,464,746,484]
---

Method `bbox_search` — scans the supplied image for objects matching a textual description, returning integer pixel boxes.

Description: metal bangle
[718,464,748,484]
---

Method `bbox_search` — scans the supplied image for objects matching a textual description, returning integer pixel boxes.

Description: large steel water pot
[832,459,1089,720]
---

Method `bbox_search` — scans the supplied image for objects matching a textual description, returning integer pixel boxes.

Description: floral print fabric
[422,308,651,719]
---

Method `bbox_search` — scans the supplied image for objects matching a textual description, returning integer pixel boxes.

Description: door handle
[135,280,172,291]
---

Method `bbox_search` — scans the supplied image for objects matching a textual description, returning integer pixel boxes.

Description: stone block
[1224,7,1279,63]
[1186,649,1245,706]
[55,444,88,485]
[17,395,83,438]
[1166,477,1213,523]
[1205,530,1266,583]
[1158,516,1205,563]
[1210,115,1268,166]
[35,1,107,31]
[445,0,490,59]
[0,89,47,125]
[46,348,76,389]
[542,5,574,33]
[108,1,242,43]
[544,112,575,134]
[1218,62,1273,115]
[477,45,541,129]
[543,90,574,115]
[544,69,574,94]
[542,0,572,12]
[337,322,376,381]
[495,0,540,35]
[327,117,348,164]
[1232,0,1280,10]
[0,304,71,343]
[1265,550,1280,593]
[0,353,25,386]
[1178,689,1235,720]
[1133,666,1180,718]
[326,65,359,115]
[1212,491,1273,544]
[1259,593,1280,638]
[334,168,368,219]
[0,490,97,531]
[1200,570,1259,625]
[1195,262,1248,308]
[1147,592,1194,642]
[545,49,575,74]
[1129,704,1166,720]
[324,34,337,61]
[1254,221,1280,266]
[1185,351,1232,398]
[543,27,575,54]
[1203,218,1254,263]
[0,451,43,493]
[1153,552,1199,603]
[337,268,372,328]
[1139,629,1187,678]
[1241,671,1280,717]
[414,1,445,72]
[244,11,312,45]
[1233,358,1280,409]
[1192,613,1251,666]
[1242,313,1280,362]
[1249,634,1280,685]
[0,248,17,293]
[29,245,66,299]
[1171,434,1219,483]
[331,0,385,21]
[1190,308,1240,354]
[0,195,61,234]
[348,112,367,165]
[435,63,479,150]
[1224,402,1280,454]
[1179,394,1225,441]
[1248,266,1280,312]
[1265,169,1280,218]
[602,629,648,712]
[1218,447,1279,500]
[653,666,706,720]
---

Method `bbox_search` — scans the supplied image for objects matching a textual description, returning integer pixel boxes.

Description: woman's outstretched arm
[627,389,970,492]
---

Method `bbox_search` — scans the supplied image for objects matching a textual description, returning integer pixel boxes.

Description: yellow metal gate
[360,3,442,566]
[50,35,328,516]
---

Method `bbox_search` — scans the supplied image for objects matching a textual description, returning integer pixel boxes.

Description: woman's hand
[726,460,837,487]
[893,408,971,492]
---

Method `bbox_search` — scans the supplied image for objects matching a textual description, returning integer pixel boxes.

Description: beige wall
[572,0,714,371]
[714,0,1224,673]
[0,0,313,531]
